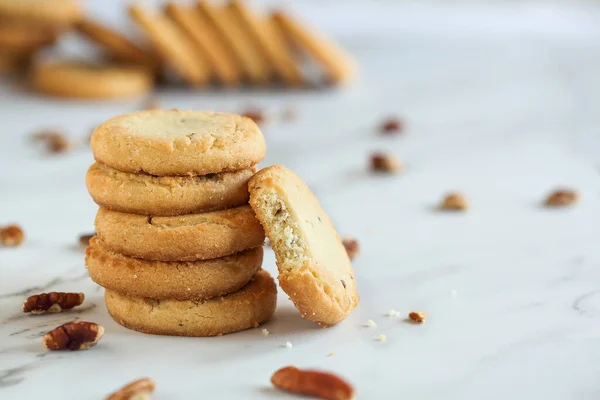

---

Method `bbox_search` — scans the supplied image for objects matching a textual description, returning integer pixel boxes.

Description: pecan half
[439,192,468,211]
[342,237,359,260]
[79,233,94,247]
[544,189,578,207]
[242,109,265,125]
[380,118,403,134]
[106,378,155,400]
[409,311,427,323]
[271,366,354,400]
[0,224,24,246]
[23,292,85,314]
[31,130,71,154]
[43,321,104,351]
[370,152,401,173]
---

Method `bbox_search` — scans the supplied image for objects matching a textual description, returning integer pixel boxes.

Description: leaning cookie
[249,165,359,327]
[86,163,254,216]
[0,0,82,29]
[31,60,153,99]
[105,269,277,337]
[95,206,264,261]
[0,21,57,53]
[90,109,266,176]
[86,237,263,300]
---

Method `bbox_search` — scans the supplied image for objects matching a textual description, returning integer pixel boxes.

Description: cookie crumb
[544,189,578,207]
[342,236,359,260]
[242,109,265,125]
[0,224,24,247]
[282,106,297,121]
[408,311,427,323]
[327,352,335,357]
[439,192,468,211]
[386,309,399,317]
[377,334,387,342]
[365,319,377,328]
[284,341,293,348]
[380,118,403,134]
[262,328,270,336]
[370,152,401,173]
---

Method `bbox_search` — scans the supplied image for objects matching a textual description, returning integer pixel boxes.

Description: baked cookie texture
[75,19,156,67]
[95,205,264,261]
[31,61,153,99]
[0,0,82,28]
[86,163,254,216]
[0,21,57,52]
[249,165,358,327]
[90,109,266,176]
[86,237,263,300]
[104,269,277,337]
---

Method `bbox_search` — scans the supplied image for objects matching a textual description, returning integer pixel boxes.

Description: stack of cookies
[85,109,277,337]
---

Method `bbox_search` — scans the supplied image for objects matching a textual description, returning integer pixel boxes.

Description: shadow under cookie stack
[85,109,277,336]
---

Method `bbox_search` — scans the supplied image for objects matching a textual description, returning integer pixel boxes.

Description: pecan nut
[342,237,359,260]
[439,192,468,211]
[106,377,155,400]
[370,152,401,173]
[23,292,85,314]
[43,321,104,351]
[380,118,403,134]
[31,130,71,153]
[271,366,354,400]
[545,189,578,207]
[0,224,24,246]
[409,311,427,323]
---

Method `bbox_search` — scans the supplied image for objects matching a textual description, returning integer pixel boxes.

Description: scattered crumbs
[386,309,400,317]
[439,192,468,211]
[327,352,335,357]
[408,311,427,323]
[342,237,360,260]
[544,189,578,207]
[284,341,293,348]
[370,152,402,173]
[242,109,265,125]
[380,117,404,134]
[365,319,377,328]
[282,106,297,121]
[262,328,270,336]
[378,334,387,342]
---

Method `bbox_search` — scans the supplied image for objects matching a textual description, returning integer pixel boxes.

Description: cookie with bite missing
[90,109,266,176]
[104,269,277,337]
[248,165,359,327]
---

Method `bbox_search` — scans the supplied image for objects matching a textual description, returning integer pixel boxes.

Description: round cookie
[90,109,266,176]
[31,60,153,99]
[105,269,277,337]
[0,0,82,29]
[86,237,263,300]
[249,165,359,327]
[75,19,157,67]
[0,21,57,53]
[86,163,254,216]
[95,205,265,261]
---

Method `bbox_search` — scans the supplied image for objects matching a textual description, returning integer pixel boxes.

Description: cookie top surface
[0,0,82,27]
[248,165,358,326]
[91,110,266,176]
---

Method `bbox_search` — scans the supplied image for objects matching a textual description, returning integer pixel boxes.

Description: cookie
[86,237,263,300]
[90,109,266,176]
[30,60,153,99]
[228,1,302,87]
[104,269,277,337]
[271,11,356,85]
[248,165,359,327]
[0,21,57,53]
[128,4,209,87]
[198,1,270,85]
[95,205,265,261]
[75,19,156,68]
[164,2,240,87]
[86,163,254,216]
[0,49,29,74]
[0,0,82,29]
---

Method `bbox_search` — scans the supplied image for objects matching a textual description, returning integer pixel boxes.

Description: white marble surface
[2,1,600,399]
